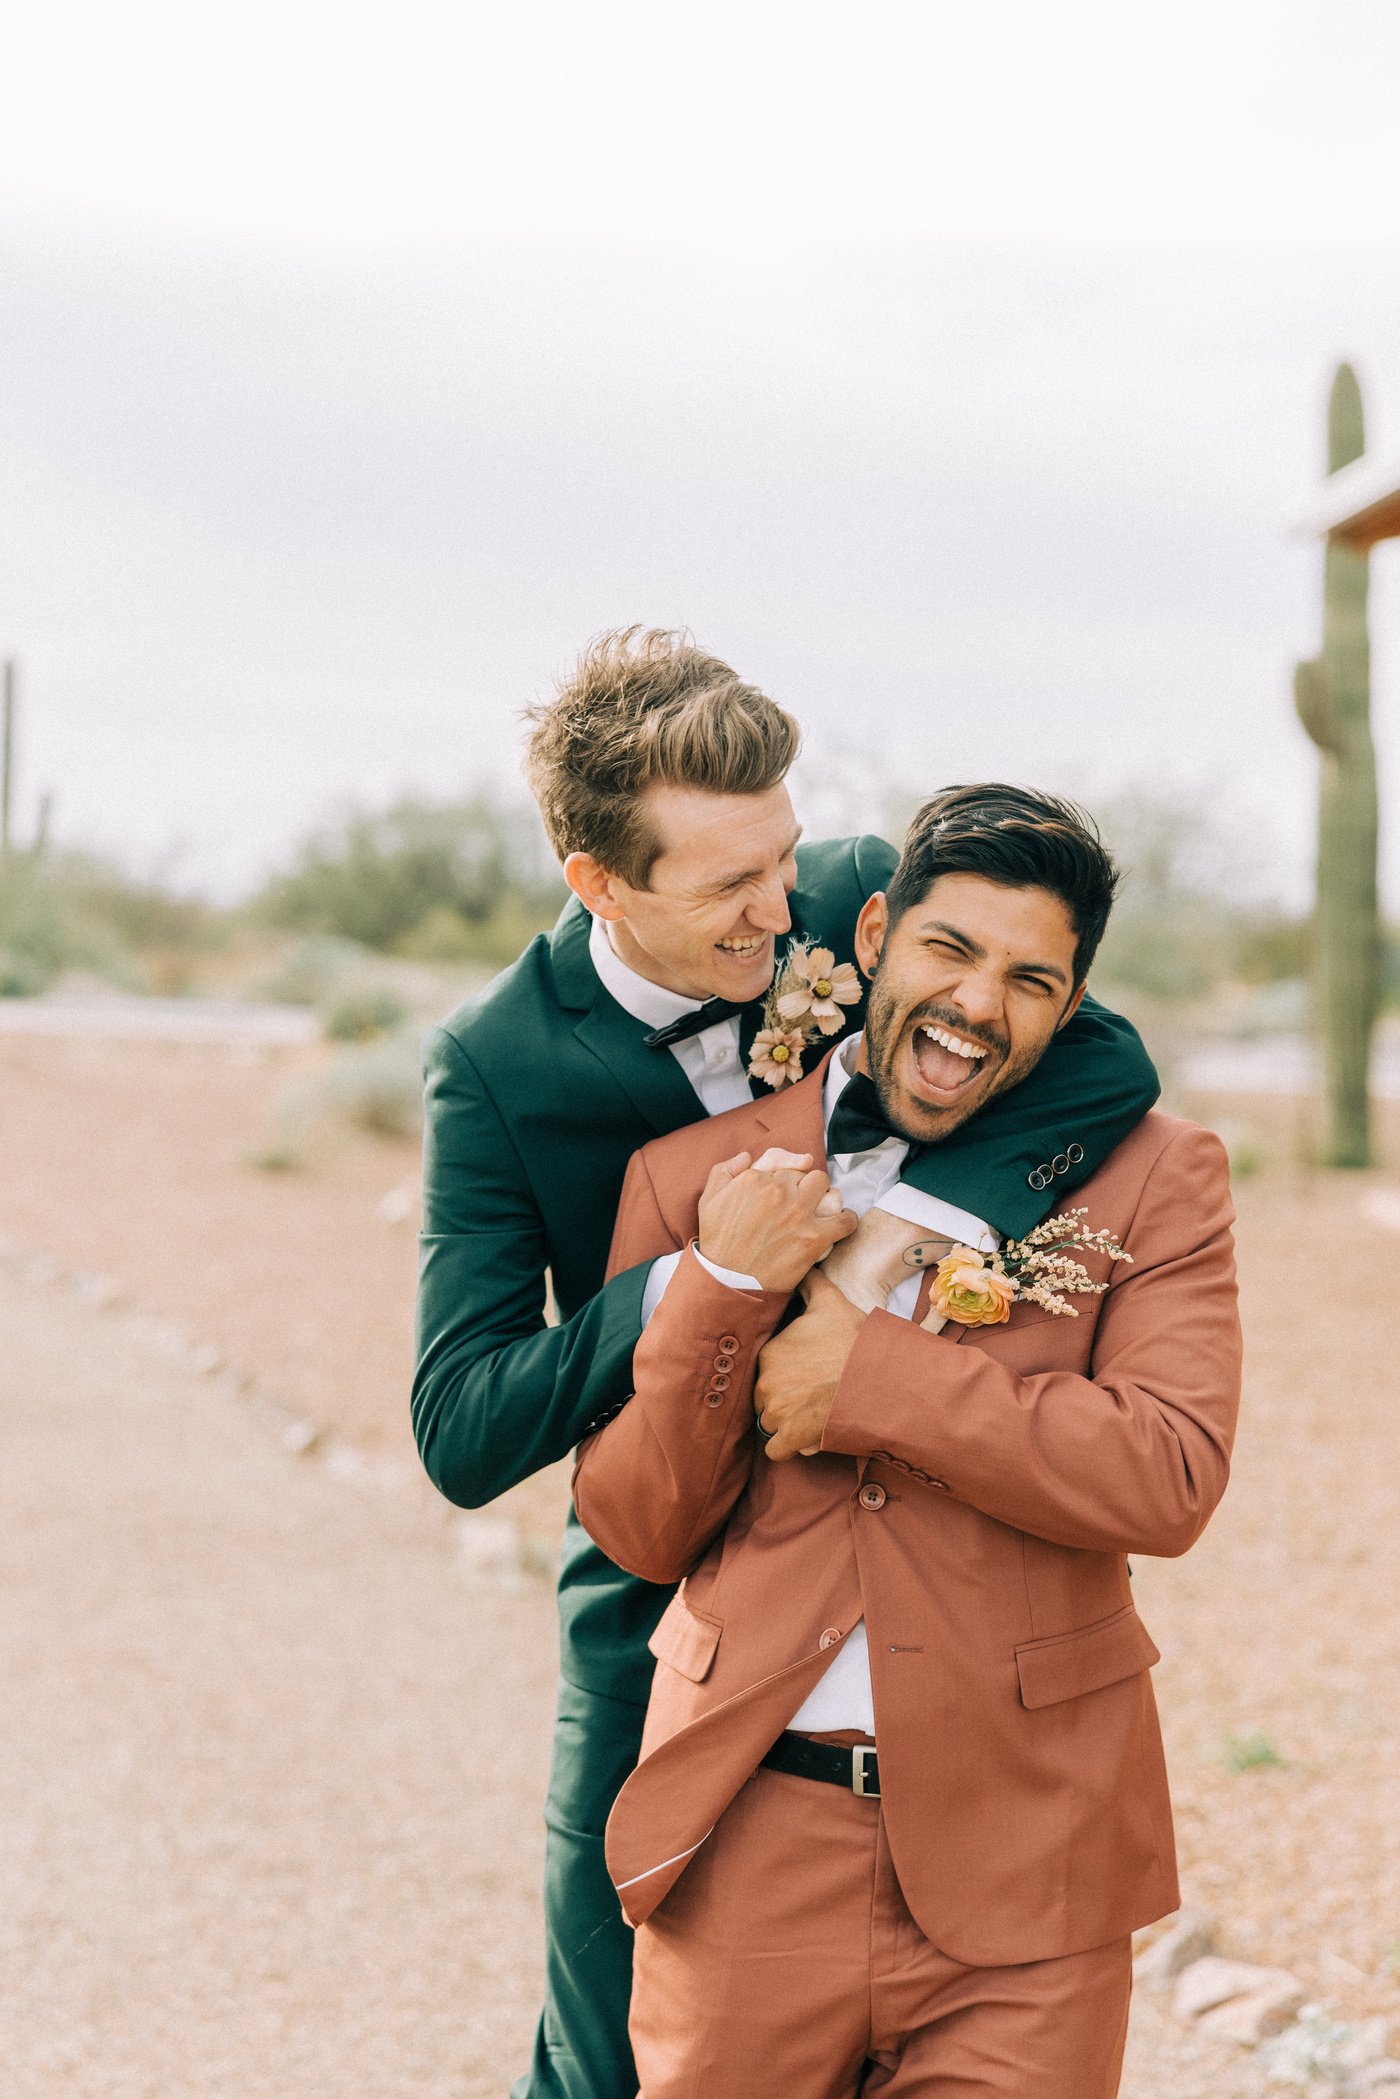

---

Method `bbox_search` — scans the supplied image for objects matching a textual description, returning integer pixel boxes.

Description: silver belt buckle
[851,1745,879,1798]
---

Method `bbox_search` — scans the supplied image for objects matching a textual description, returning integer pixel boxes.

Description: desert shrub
[1222,1728,1287,1772]
[248,935,372,1006]
[0,946,50,996]
[252,790,566,960]
[0,850,220,996]
[1093,789,1307,1004]
[320,1035,424,1138]
[321,985,410,1042]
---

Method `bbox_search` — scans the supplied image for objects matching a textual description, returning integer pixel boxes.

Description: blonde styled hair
[523,627,800,886]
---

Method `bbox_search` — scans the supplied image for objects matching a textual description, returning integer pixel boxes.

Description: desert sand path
[0,1265,556,2099]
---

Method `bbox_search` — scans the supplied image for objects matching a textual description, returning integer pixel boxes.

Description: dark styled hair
[523,627,800,886]
[886,784,1120,983]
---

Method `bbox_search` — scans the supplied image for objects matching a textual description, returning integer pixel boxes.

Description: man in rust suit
[573,784,1242,2098]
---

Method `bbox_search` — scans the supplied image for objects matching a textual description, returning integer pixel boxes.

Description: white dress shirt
[642,1029,996,1733]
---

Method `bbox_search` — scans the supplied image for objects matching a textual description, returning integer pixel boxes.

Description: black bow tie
[643,997,748,1051]
[826,1073,914,1157]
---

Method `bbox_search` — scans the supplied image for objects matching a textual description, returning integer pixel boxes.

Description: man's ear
[853,892,888,977]
[1054,982,1089,1031]
[564,851,629,922]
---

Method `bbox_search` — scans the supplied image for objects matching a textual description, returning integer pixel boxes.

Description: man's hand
[754,1268,867,1460]
[697,1150,856,1294]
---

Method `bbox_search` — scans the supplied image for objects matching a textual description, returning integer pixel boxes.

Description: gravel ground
[1,1038,1397,2094]
[0,1262,554,2098]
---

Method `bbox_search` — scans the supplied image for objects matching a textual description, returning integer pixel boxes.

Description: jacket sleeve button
[718,1334,740,1353]
[819,1627,842,1649]
[704,1391,724,1409]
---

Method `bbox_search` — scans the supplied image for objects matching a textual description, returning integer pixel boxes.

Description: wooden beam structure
[1291,448,1400,548]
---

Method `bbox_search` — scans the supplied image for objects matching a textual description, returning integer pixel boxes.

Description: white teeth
[920,1023,985,1062]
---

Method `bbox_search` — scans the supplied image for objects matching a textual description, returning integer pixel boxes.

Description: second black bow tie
[643,998,748,1051]
[826,1073,910,1156]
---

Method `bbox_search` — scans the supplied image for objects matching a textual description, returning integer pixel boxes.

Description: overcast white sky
[2,0,1399,902]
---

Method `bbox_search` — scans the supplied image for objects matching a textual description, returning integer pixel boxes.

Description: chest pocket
[648,1592,723,1684]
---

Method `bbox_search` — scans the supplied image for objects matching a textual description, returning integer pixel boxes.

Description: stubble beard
[862,969,1041,1147]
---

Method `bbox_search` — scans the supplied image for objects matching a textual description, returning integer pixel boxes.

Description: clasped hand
[696,1149,865,1461]
[696,1147,855,1294]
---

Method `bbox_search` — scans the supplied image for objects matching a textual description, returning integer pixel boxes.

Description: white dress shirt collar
[588,912,703,1030]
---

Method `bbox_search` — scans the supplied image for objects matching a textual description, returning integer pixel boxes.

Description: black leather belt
[760,1731,880,1798]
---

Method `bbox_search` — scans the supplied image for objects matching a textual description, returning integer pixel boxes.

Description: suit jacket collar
[548,893,865,1134]
[548,898,705,1136]
[748,1046,837,1159]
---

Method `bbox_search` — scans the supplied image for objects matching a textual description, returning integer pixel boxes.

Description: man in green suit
[412,629,1158,2099]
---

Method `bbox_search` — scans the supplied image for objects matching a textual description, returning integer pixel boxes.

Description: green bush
[321,1035,424,1139]
[1093,790,1309,1005]
[252,790,566,959]
[321,985,411,1042]
[0,849,220,996]
[249,935,372,1006]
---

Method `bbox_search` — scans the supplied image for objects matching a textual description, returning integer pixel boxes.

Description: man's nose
[750,873,793,935]
[948,969,1004,1031]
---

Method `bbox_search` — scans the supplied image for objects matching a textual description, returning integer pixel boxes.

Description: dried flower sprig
[918,1207,1132,1326]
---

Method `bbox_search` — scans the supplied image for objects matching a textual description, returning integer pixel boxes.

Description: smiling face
[569,780,802,1003]
[855,871,1086,1143]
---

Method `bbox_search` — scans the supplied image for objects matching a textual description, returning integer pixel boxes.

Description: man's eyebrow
[917,918,1069,987]
[706,825,803,891]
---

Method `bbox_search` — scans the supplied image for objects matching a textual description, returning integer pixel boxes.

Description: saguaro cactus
[1293,363,1381,1167]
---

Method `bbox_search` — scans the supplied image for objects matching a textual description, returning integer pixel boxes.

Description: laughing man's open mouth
[911,1020,996,1096]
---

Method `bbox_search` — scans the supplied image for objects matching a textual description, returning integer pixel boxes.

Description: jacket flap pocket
[1015,1606,1160,1711]
[647,1595,722,1684]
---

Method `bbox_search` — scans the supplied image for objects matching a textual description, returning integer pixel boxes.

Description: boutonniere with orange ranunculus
[915,1209,1132,1329]
[747,939,862,1090]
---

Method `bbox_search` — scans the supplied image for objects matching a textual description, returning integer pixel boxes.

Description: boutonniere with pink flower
[747,940,863,1090]
[917,1208,1132,1328]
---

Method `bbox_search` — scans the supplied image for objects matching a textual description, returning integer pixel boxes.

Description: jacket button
[718,1334,740,1353]
[929,1477,949,1492]
[709,1372,730,1391]
[704,1390,724,1409]
[858,1483,887,1511]
[714,1354,734,1373]
[819,1626,842,1649]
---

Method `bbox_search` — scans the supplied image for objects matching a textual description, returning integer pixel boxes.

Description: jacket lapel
[749,1050,834,1162]
[550,902,710,1137]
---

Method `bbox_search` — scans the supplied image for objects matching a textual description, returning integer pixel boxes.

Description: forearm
[412,1258,649,1507]
[573,1249,789,1583]
[824,1124,1241,1556]
[822,1313,1236,1557]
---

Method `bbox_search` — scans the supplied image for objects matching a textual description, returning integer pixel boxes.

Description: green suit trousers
[511,1680,647,2099]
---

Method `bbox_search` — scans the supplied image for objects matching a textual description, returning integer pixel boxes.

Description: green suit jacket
[413,835,1158,1702]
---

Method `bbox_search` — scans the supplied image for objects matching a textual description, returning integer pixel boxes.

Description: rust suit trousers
[629,1760,1132,2099]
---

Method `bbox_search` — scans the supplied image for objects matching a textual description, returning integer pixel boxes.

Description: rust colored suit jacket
[572,1057,1242,1968]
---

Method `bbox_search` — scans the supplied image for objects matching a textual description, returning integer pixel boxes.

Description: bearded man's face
[854,872,1085,1144]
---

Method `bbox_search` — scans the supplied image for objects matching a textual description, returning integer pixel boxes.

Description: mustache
[905,1002,1009,1061]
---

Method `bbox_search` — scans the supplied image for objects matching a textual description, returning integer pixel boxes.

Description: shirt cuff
[876,1181,999,1252]
[640,1246,763,1326]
